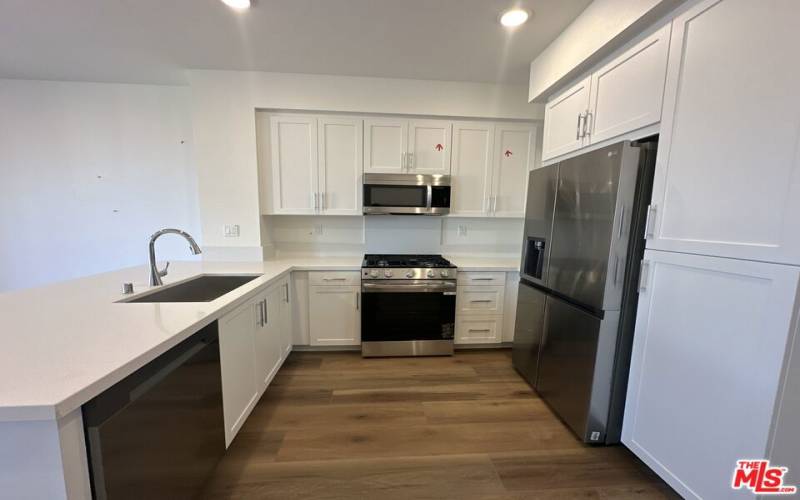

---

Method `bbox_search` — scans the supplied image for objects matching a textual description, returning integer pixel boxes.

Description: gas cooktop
[362,254,457,280]
[362,254,456,268]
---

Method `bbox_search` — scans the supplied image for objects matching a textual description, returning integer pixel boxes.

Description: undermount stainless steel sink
[124,275,261,303]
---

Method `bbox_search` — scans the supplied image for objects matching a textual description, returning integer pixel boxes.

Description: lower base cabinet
[308,272,361,346]
[219,276,293,447]
[622,249,800,499]
[455,272,505,344]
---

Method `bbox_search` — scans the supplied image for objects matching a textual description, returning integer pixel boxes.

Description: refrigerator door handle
[613,255,620,286]
[618,207,625,239]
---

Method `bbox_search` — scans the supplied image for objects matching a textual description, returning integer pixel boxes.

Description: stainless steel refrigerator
[512,138,658,444]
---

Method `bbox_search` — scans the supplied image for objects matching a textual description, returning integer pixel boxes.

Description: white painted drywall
[189,70,541,259]
[527,0,683,101]
[0,79,201,292]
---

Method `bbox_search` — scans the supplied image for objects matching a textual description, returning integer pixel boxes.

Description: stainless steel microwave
[363,174,451,215]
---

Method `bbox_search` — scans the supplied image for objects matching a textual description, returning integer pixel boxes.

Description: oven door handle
[361,281,457,293]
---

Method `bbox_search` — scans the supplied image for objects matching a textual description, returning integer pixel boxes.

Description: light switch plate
[458,224,468,237]
[224,224,240,238]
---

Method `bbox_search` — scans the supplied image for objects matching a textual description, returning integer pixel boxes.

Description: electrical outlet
[458,224,468,237]
[224,224,240,238]
[314,224,324,236]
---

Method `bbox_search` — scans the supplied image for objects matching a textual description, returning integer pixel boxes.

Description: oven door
[361,280,456,343]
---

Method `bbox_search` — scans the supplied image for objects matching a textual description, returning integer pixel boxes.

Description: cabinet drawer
[456,286,505,315]
[457,272,506,286]
[455,316,503,344]
[308,271,361,286]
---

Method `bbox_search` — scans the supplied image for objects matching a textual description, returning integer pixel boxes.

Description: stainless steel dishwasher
[82,322,224,499]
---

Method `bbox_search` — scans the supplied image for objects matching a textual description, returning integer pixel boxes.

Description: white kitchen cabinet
[647,0,800,265]
[623,249,800,500]
[455,316,503,344]
[408,119,452,174]
[542,76,591,161]
[268,114,318,214]
[317,116,363,215]
[218,297,260,447]
[450,122,494,217]
[308,279,360,346]
[588,24,670,145]
[365,117,452,174]
[254,289,282,390]
[542,22,671,162]
[364,118,408,173]
[456,286,505,315]
[277,278,293,358]
[263,113,362,216]
[455,271,507,345]
[450,122,535,218]
[491,124,535,217]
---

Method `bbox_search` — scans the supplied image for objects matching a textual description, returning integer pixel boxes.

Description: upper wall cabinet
[365,118,452,174]
[647,0,800,265]
[363,118,407,174]
[267,114,318,214]
[588,24,670,145]
[451,121,536,218]
[541,24,671,162]
[492,124,536,218]
[542,77,591,161]
[260,114,362,216]
[317,116,363,215]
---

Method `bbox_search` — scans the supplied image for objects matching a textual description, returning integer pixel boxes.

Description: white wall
[0,79,201,292]
[189,70,540,259]
[527,0,684,101]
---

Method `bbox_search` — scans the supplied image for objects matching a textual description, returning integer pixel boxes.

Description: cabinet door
[408,119,452,174]
[623,249,800,499]
[492,123,536,218]
[648,0,800,265]
[318,116,363,215]
[270,115,319,214]
[218,298,259,447]
[455,316,503,344]
[450,121,494,217]
[254,289,283,390]
[364,118,407,173]
[588,24,670,144]
[308,286,360,346]
[278,280,293,358]
[542,76,591,161]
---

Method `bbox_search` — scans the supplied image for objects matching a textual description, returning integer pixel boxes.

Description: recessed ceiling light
[220,0,250,10]
[499,8,530,27]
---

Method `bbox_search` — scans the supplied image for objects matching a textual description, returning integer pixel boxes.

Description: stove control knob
[440,270,449,278]
[426,269,435,278]
[384,270,393,278]
[406,271,414,278]
[369,270,379,278]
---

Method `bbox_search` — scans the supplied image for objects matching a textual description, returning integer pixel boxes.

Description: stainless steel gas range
[360,254,457,357]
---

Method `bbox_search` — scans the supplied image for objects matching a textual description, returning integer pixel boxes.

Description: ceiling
[0,0,591,85]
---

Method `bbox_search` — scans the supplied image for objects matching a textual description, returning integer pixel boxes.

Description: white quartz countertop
[0,255,517,422]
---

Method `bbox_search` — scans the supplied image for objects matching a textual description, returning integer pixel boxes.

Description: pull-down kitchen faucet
[148,228,202,286]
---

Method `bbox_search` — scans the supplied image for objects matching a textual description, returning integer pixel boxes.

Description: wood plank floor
[202,350,678,499]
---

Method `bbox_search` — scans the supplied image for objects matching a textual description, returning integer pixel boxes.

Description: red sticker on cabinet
[435,144,444,151]
[505,150,513,157]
